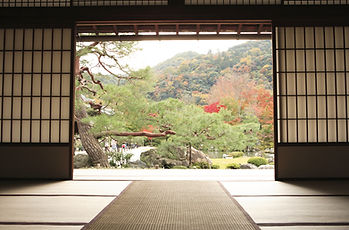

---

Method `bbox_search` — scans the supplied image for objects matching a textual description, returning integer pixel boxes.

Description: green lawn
[211,157,250,169]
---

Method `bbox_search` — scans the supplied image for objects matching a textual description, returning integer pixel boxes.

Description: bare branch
[96,54,141,80]
[79,86,97,95]
[80,66,105,91]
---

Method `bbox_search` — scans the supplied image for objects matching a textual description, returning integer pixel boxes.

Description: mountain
[150,40,272,105]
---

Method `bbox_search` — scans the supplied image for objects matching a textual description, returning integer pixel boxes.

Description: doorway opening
[73,22,274,180]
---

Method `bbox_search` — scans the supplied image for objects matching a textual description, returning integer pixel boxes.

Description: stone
[258,164,274,169]
[140,149,188,168]
[140,149,161,168]
[161,158,187,169]
[240,163,258,169]
[140,146,212,169]
[73,154,91,168]
[128,160,147,169]
[254,151,264,157]
[189,147,212,165]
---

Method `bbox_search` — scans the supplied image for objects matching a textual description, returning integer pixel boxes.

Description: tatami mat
[236,196,349,224]
[0,225,83,230]
[0,196,114,223]
[261,226,349,230]
[222,181,349,196]
[83,181,260,230]
[0,180,131,196]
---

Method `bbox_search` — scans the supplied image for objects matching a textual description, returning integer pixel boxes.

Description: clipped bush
[172,165,188,169]
[247,157,268,167]
[226,163,241,169]
[211,164,220,169]
[193,161,210,169]
[229,151,244,158]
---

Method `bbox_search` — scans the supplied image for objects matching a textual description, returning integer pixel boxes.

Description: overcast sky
[122,40,248,70]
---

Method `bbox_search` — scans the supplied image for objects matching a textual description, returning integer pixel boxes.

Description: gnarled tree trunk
[75,107,109,167]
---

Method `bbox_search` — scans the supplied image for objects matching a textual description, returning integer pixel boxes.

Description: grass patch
[211,157,250,169]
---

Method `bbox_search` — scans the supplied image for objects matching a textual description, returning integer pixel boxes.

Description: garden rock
[190,147,212,165]
[128,160,147,169]
[140,147,212,168]
[161,158,187,169]
[240,163,258,169]
[74,154,91,168]
[140,149,161,167]
[140,149,188,168]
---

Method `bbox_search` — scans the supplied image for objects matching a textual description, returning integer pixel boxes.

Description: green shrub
[211,164,220,169]
[229,151,244,158]
[247,157,268,167]
[192,161,210,169]
[172,165,188,169]
[226,163,241,169]
[109,160,116,167]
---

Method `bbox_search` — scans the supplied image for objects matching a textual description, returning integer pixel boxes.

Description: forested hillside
[151,40,272,105]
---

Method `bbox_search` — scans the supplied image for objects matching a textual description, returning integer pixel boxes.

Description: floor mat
[83,181,260,230]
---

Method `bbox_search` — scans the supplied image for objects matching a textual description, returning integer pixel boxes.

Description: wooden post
[189,142,192,167]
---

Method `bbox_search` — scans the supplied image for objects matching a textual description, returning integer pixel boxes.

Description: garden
[74,40,274,170]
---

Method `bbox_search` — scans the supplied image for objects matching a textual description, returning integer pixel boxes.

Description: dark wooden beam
[76,23,272,34]
[76,33,272,42]
[0,5,349,26]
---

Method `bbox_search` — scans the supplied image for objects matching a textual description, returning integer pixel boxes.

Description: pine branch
[94,130,176,139]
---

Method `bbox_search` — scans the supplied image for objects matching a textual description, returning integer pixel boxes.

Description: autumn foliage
[203,73,274,150]
[253,87,273,125]
[203,102,227,113]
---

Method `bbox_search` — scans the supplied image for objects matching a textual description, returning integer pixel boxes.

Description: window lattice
[72,0,167,6]
[0,0,70,7]
[275,26,349,143]
[1,0,348,7]
[185,0,349,4]
[0,28,72,143]
[0,0,168,7]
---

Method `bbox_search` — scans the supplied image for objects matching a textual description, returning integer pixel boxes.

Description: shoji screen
[274,26,349,179]
[0,0,70,7]
[0,27,74,179]
[184,0,348,5]
[184,0,282,5]
[72,0,167,6]
[0,0,167,7]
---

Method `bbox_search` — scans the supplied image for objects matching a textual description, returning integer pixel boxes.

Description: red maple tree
[203,102,226,113]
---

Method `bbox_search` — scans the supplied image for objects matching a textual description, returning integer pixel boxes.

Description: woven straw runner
[83,180,260,230]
